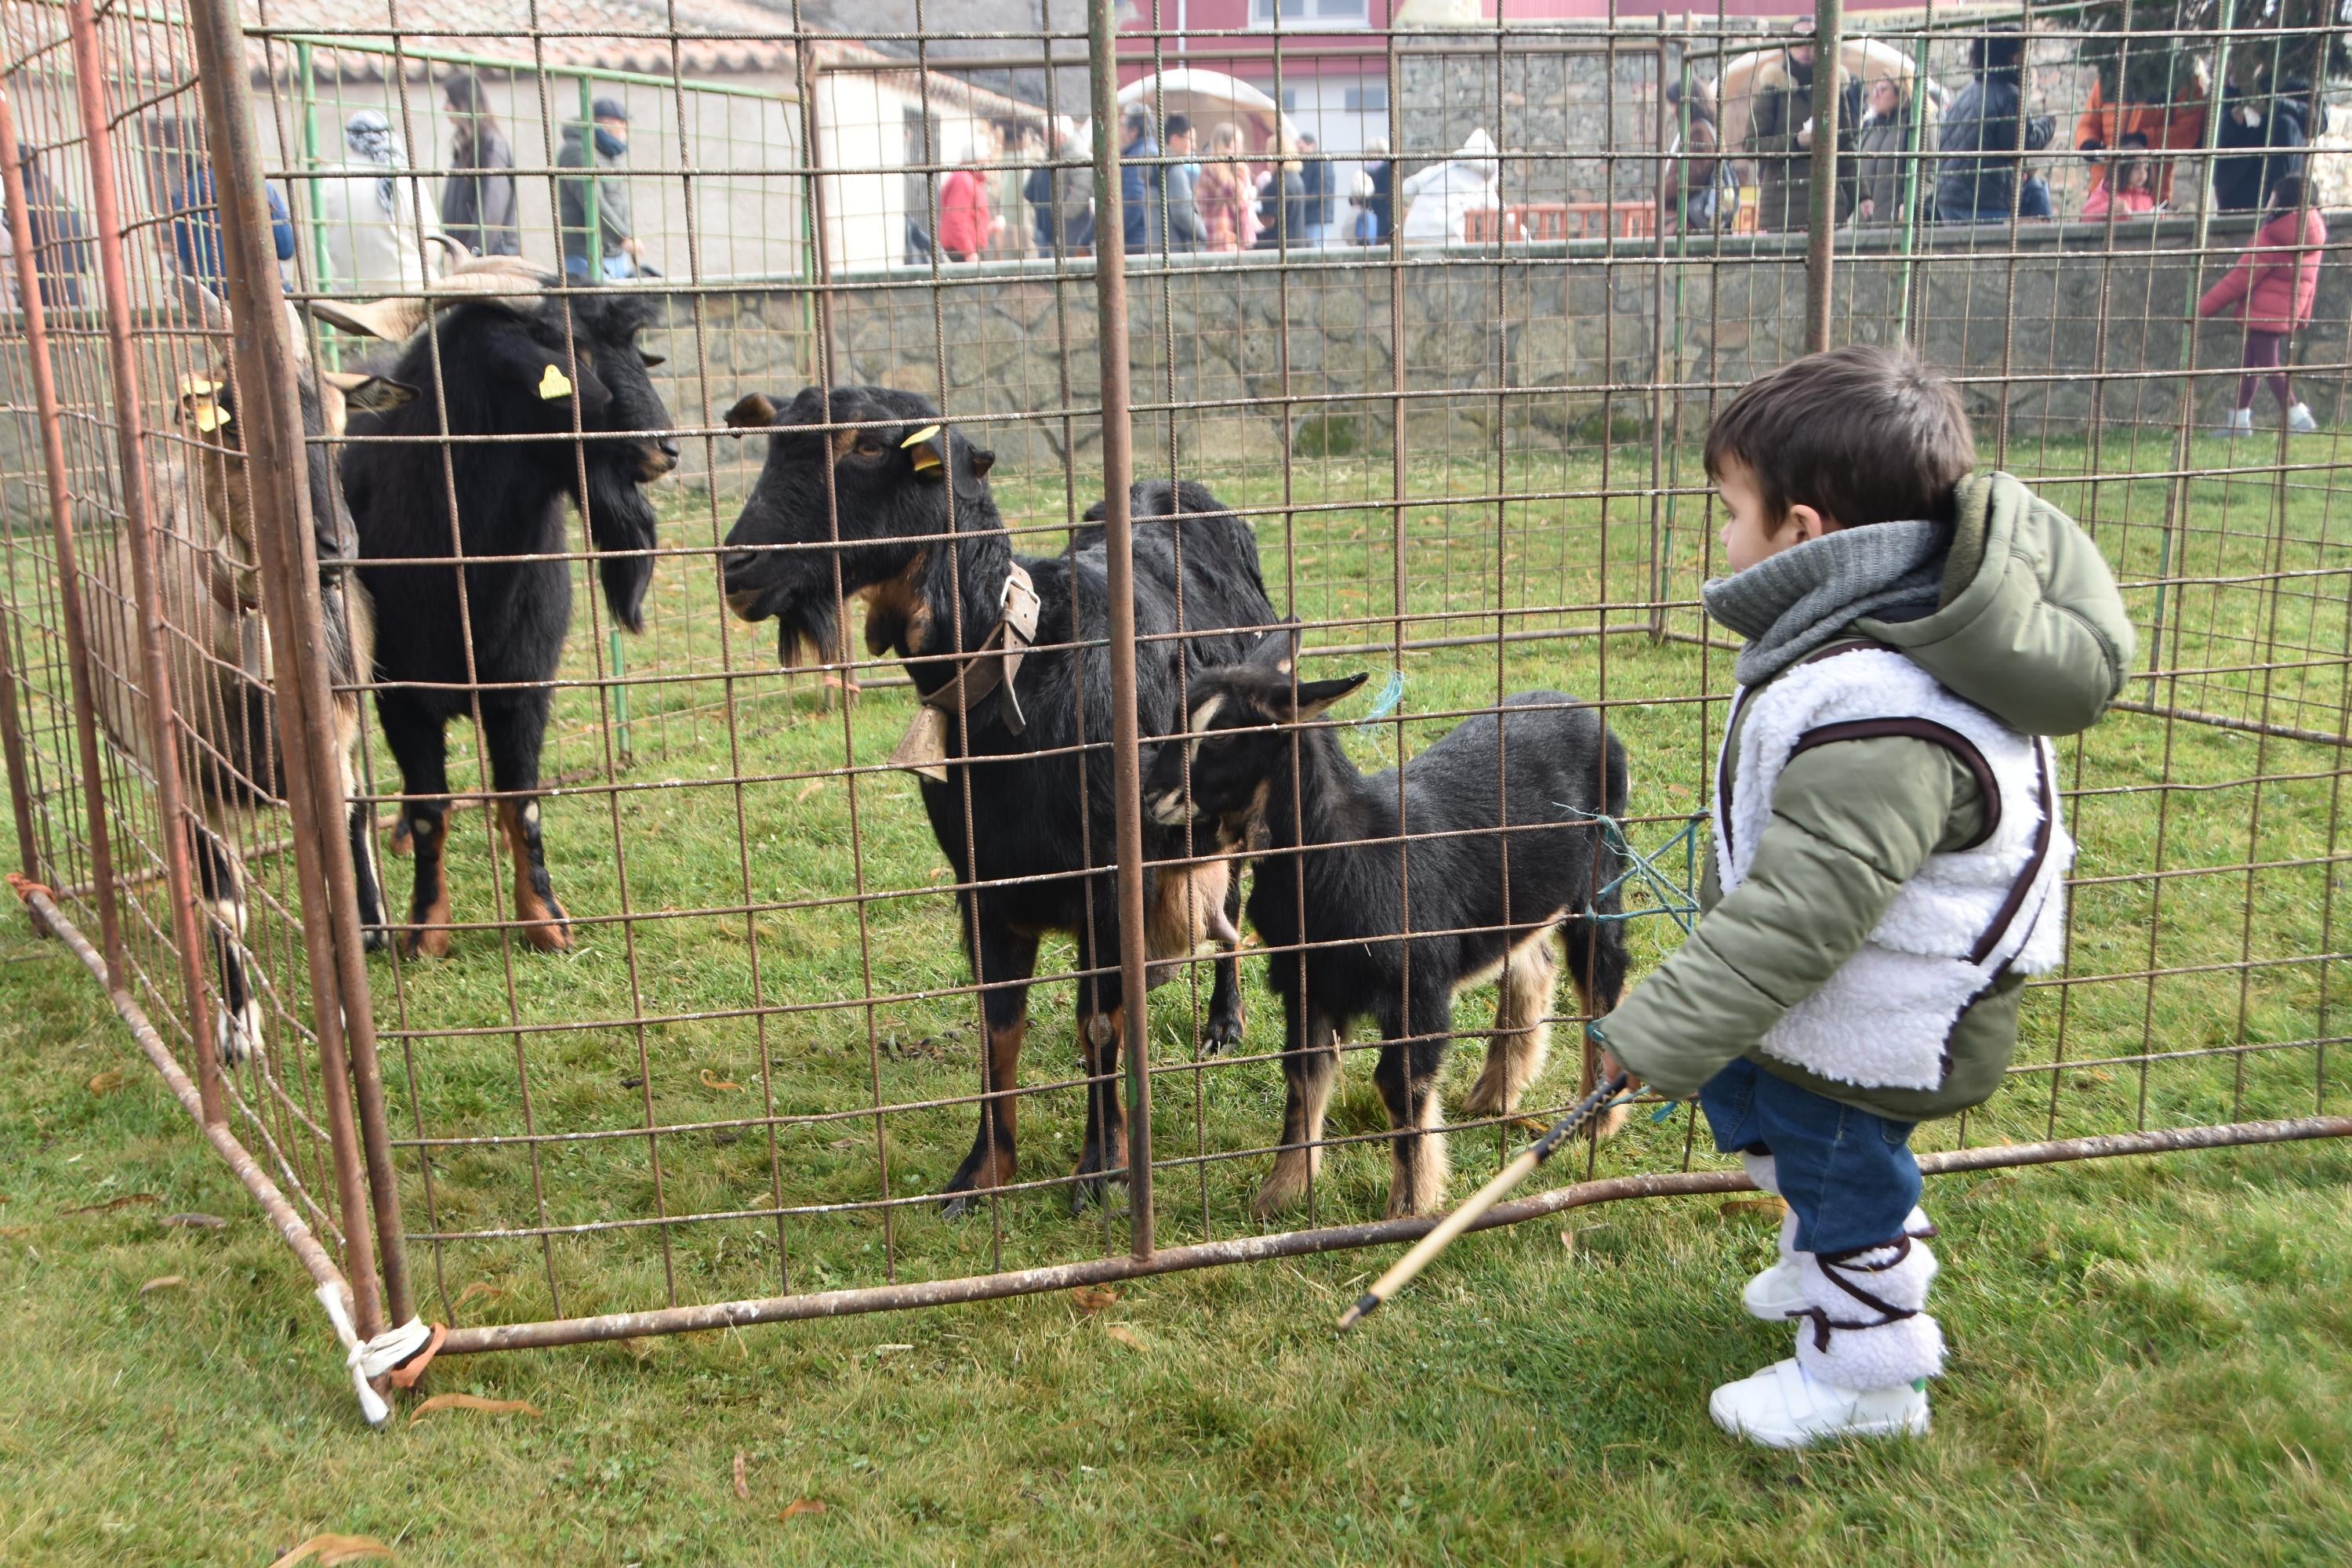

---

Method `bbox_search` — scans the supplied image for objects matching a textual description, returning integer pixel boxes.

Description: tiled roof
[238,0,804,79]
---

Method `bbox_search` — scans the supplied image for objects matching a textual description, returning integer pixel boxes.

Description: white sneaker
[2289,403,2321,434]
[1708,1357,1930,1449]
[2217,409,2254,437]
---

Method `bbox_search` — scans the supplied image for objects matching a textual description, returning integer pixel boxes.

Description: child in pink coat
[2198,174,2328,434]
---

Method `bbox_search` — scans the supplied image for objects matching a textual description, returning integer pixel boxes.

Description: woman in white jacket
[310,109,430,293]
[1399,127,1502,245]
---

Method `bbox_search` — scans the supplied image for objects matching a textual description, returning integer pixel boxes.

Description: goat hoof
[403,925,452,960]
[1201,1014,1245,1055]
[213,1000,263,1066]
[388,820,412,858]
[521,919,573,953]
[938,1189,976,1221]
[360,924,390,955]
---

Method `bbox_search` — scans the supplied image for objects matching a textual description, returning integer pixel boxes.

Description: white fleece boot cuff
[1791,1237,1945,1392]
[1742,1152,1780,1196]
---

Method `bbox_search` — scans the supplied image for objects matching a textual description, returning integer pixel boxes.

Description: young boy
[1588,346,2132,1447]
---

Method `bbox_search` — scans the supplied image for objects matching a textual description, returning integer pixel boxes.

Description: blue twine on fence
[1353,670,1406,760]
[1552,805,1707,936]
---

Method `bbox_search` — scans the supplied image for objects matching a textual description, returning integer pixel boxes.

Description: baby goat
[1144,633,1631,1218]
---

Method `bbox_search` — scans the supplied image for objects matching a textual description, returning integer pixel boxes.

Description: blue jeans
[1698,1058,1921,1255]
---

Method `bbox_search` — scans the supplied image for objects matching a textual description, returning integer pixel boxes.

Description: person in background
[1296,131,1334,245]
[1746,42,1857,233]
[558,96,641,281]
[2201,174,2326,436]
[15,141,91,309]
[1360,136,1393,242]
[1252,133,1308,249]
[1120,105,1156,254]
[439,71,518,258]
[1050,118,1095,257]
[1160,114,1206,252]
[1399,126,1502,245]
[937,147,1000,263]
[1195,122,1253,252]
[313,108,430,292]
[2214,54,2319,213]
[1853,74,1915,225]
[1661,78,1724,234]
[1936,29,2054,223]
[2081,133,2158,220]
[151,114,295,295]
[2074,60,2206,211]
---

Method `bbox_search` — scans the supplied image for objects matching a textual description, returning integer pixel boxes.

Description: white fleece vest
[1715,645,2072,1092]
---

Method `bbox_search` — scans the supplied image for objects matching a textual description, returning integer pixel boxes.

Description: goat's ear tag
[901,424,945,473]
[538,363,574,401]
[192,401,230,432]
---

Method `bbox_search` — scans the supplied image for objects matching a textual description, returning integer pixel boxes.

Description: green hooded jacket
[1591,471,2134,1122]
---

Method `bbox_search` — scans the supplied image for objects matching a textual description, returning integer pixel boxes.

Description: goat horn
[313,258,555,343]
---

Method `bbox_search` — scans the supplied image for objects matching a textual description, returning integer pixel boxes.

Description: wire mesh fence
[4,0,2352,1403]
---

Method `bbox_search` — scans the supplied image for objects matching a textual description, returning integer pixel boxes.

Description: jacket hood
[1855,470,2134,735]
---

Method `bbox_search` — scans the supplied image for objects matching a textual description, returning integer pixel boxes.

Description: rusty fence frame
[3,0,2352,1420]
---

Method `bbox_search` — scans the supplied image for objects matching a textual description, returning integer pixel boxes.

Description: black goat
[89,361,414,1059]
[1143,633,1631,1218]
[340,284,674,956]
[720,386,1276,1212]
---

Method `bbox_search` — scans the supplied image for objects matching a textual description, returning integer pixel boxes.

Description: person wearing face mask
[558,96,643,281]
[312,107,431,292]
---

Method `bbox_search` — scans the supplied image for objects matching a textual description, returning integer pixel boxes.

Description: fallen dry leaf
[733,1450,750,1501]
[140,1274,187,1295]
[0,1225,31,1240]
[452,1281,503,1310]
[778,1499,828,1520]
[161,1211,227,1229]
[1105,1324,1145,1350]
[1718,1197,1788,1221]
[60,1192,158,1215]
[86,1070,126,1094]
[1559,1229,1577,1253]
[928,866,953,883]
[796,778,824,803]
[1510,1116,1551,1136]
[700,1069,742,1092]
[267,1535,393,1567]
[407,1392,542,1425]
[1070,1286,1117,1313]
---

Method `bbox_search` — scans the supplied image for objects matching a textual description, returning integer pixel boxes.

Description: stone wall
[659,208,2352,486]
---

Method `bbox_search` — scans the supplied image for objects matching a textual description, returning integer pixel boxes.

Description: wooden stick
[1337,1073,1632,1332]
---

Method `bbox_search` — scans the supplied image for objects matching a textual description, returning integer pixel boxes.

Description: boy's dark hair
[1704,346,1975,528]
[2273,173,2307,209]
[1164,112,1192,139]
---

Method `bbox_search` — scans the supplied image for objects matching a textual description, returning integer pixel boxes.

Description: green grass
[5,936,2352,1563]
[3,435,2351,1561]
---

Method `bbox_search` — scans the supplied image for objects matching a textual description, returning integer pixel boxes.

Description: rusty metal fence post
[1806,0,1844,353]
[0,85,113,948]
[64,0,226,1124]
[182,0,411,1332]
[1087,0,1153,1263]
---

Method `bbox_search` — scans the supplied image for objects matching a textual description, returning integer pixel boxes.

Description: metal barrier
[2,0,2349,1416]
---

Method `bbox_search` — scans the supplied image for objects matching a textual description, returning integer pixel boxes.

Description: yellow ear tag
[192,401,230,432]
[179,375,221,399]
[539,363,574,401]
[902,423,944,472]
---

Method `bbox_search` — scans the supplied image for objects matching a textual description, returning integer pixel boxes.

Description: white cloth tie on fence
[316,1283,431,1426]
